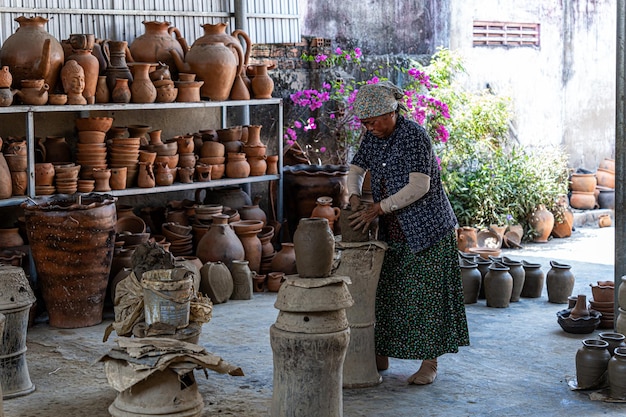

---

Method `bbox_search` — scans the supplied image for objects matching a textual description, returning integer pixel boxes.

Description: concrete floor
[4,220,626,416]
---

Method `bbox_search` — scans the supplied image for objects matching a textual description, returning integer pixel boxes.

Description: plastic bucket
[141,269,193,329]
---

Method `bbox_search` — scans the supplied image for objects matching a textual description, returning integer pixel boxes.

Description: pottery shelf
[0,98,284,211]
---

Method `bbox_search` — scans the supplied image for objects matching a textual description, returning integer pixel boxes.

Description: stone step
[572,208,613,228]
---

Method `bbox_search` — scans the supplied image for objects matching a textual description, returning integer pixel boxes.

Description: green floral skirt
[374,230,470,360]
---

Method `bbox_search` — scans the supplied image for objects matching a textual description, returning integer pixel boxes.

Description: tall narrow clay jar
[546,260,575,304]
[483,262,513,308]
[502,256,525,302]
[575,339,610,389]
[293,217,335,278]
[520,260,545,298]
[230,259,253,300]
[459,258,481,304]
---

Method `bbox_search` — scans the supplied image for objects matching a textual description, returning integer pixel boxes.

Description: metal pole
[233,0,251,196]
[615,0,625,325]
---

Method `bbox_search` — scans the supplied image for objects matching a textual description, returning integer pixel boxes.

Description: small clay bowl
[78,130,107,144]
[48,94,67,105]
[162,222,192,236]
[75,117,114,132]
[117,232,151,247]
[116,216,146,234]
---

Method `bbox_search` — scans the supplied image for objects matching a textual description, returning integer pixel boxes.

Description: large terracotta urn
[196,214,245,268]
[0,16,65,91]
[528,204,554,243]
[128,21,188,79]
[23,194,117,328]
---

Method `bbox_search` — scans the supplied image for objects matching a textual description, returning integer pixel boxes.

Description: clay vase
[103,40,133,92]
[248,155,267,176]
[0,66,12,88]
[39,136,72,164]
[483,262,513,308]
[0,227,25,248]
[155,162,175,186]
[226,152,250,178]
[129,21,188,80]
[266,155,279,175]
[95,75,109,103]
[137,162,156,188]
[110,167,127,190]
[196,214,245,268]
[529,204,554,243]
[250,63,274,99]
[229,259,253,300]
[92,168,112,192]
[459,258,481,304]
[199,261,233,304]
[311,196,341,234]
[0,16,65,91]
[67,34,99,104]
[270,243,297,275]
[24,193,117,328]
[239,203,267,226]
[231,220,264,273]
[575,339,610,389]
[293,217,335,278]
[130,62,157,103]
[570,294,590,319]
[502,256,525,303]
[520,260,545,298]
[456,226,478,252]
[0,139,14,199]
[546,260,575,304]
[609,347,626,399]
[111,78,132,103]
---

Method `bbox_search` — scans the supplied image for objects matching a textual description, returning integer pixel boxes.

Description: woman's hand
[348,202,383,233]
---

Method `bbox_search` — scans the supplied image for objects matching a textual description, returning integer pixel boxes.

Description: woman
[347,81,469,385]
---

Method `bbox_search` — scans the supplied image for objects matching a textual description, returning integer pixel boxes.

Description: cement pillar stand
[271,275,353,417]
[335,241,387,388]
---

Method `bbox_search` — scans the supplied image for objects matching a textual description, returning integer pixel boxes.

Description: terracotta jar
[229,260,254,300]
[253,274,267,292]
[129,21,188,80]
[520,260,545,298]
[0,227,25,248]
[0,16,65,91]
[609,347,626,399]
[137,162,155,188]
[460,258,481,304]
[231,220,264,273]
[528,204,554,243]
[239,203,267,226]
[270,243,297,275]
[67,34,99,104]
[111,78,131,103]
[103,40,133,92]
[199,261,233,304]
[250,63,275,99]
[247,155,267,176]
[130,62,157,103]
[293,217,335,278]
[484,262,513,308]
[569,191,596,210]
[0,66,12,88]
[155,162,175,186]
[245,125,263,147]
[95,75,109,103]
[258,226,275,258]
[546,260,575,304]
[576,339,610,389]
[267,271,285,292]
[23,194,117,328]
[570,172,597,192]
[457,226,478,252]
[311,196,340,234]
[225,152,250,178]
[196,214,245,268]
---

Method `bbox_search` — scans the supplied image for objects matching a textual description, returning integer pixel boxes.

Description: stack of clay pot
[596,158,615,210]
[75,117,113,180]
[146,130,178,176]
[569,169,597,210]
[175,72,204,103]
[192,204,224,249]
[150,63,178,103]
[217,126,246,179]
[54,163,80,194]
[173,134,196,183]
[3,138,28,196]
[34,162,56,195]
[198,134,226,181]
[589,280,615,329]
[0,66,13,106]
[109,136,141,188]
[242,125,267,176]
[162,222,194,257]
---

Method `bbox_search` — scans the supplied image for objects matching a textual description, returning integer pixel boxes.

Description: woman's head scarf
[353,81,407,120]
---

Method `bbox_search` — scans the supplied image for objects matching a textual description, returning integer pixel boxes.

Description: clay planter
[293,217,335,278]
[266,271,285,292]
[23,194,117,328]
[570,172,597,192]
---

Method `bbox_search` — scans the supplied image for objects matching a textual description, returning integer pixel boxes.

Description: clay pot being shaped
[196,214,245,268]
[0,66,12,88]
[250,63,275,99]
[293,217,335,278]
[546,260,575,304]
[529,204,554,243]
[129,21,188,80]
[67,34,99,104]
[170,23,245,101]
[0,16,65,91]
[130,62,157,103]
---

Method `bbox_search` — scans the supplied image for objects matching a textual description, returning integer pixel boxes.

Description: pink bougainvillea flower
[294,120,302,128]
[319,146,327,153]
[354,47,362,58]
[335,47,342,55]
[315,54,328,63]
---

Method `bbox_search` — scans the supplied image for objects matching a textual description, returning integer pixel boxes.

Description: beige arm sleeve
[347,164,366,197]
[379,172,431,213]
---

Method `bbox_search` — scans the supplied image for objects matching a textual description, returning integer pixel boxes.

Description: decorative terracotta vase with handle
[311,196,341,234]
[129,20,188,80]
[250,63,275,99]
[0,16,65,91]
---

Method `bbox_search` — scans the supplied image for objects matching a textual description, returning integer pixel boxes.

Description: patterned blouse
[351,116,457,252]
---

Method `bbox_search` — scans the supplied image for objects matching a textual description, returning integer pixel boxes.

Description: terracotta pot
[231,220,264,273]
[248,155,267,176]
[35,162,55,186]
[546,260,575,304]
[599,158,615,173]
[201,140,225,158]
[225,152,250,178]
[130,62,157,103]
[175,80,203,102]
[293,217,334,278]
[229,260,254,300]
[0,227,25,248]
[283,164,349,241]
[597,187,615,210]
[110,167,127,190]
[456,226,478,252]
[0,16,64,91]
[250,63,274,99]
[16,80,49,105]
[253,274,266,292]
[0,139,13,198]
[137,162,155,188]
[196,214,245,268]
[552,208,574,238]
[129,21,187,79]
[570,172,597,192]
[0,66,12,88]
[266,155,279,175]
[576,339,610,389]
[599,213,612,228]
[310,196,340,234]
[595,167,615,189]
[528,204,554,243]
[270,242,297,275]
[178,166,195,183]
[67,34,99,104]
[197,186,251,210]
[569,191,597,210]
[195,164,212,182]
[23,194,117,328]
[175,135,195,154]
[266,271,285,292]
[239,204,267,226]
[95,75,109,103]
[217,126,243,142]
[111,77,131,103]
[484,262,513,308]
